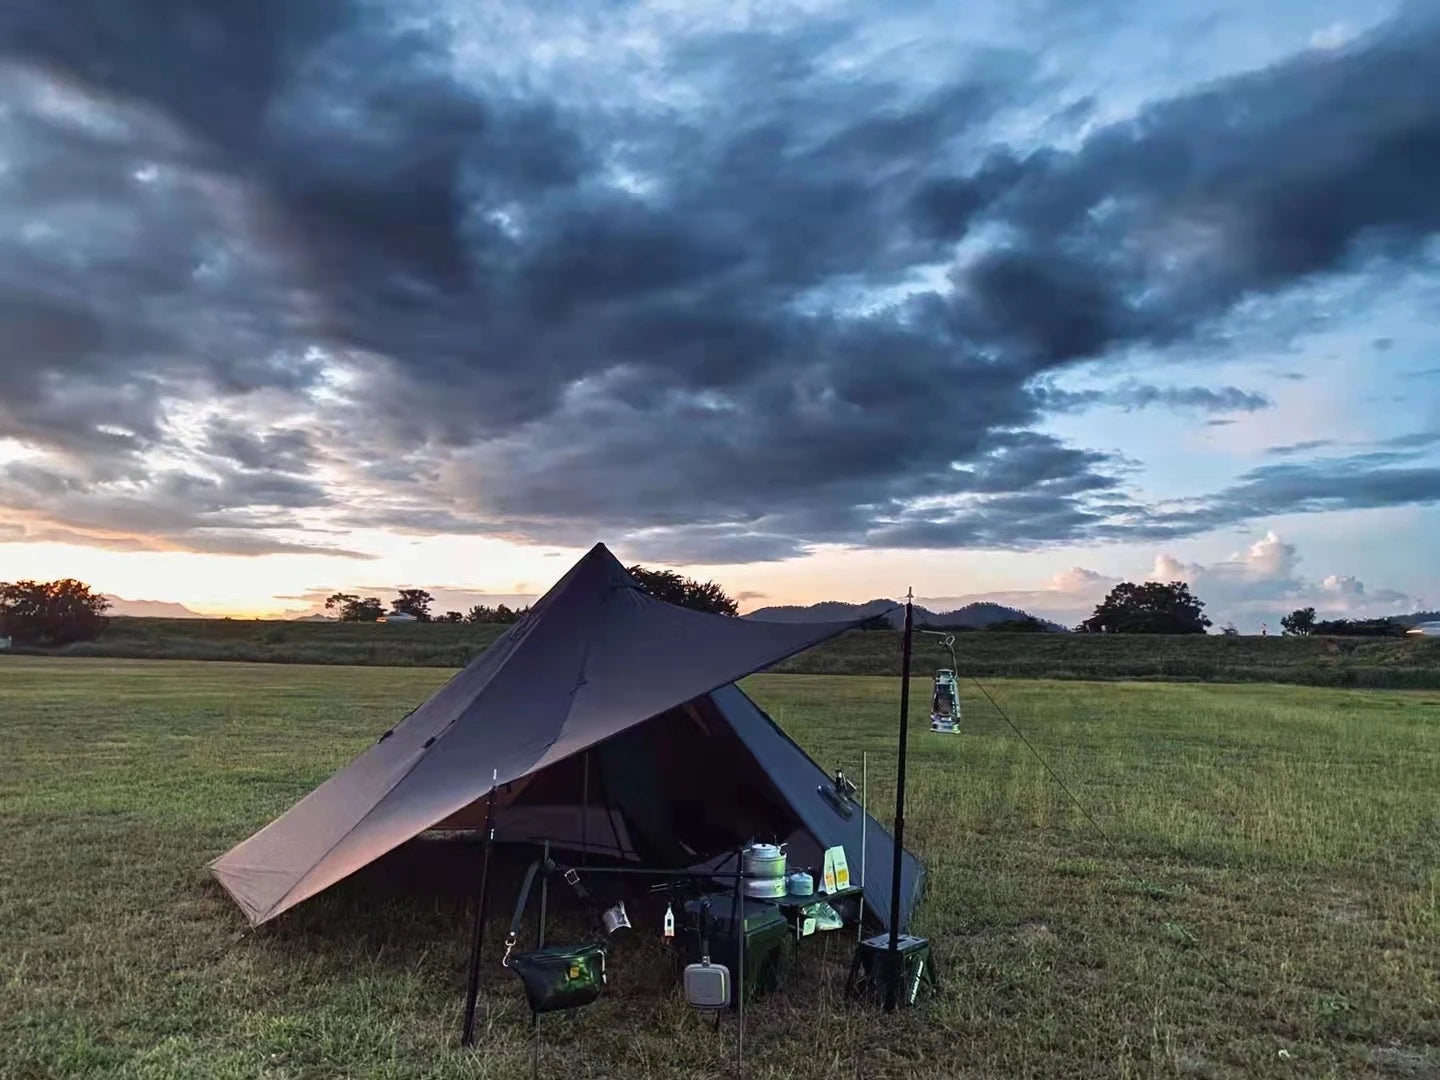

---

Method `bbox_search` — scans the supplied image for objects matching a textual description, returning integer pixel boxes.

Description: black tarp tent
[211,543,925,929]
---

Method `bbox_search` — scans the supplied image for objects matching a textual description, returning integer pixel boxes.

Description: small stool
[845,933,938,1006]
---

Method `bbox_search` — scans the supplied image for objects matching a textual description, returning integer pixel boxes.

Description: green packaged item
[808,900,844,931]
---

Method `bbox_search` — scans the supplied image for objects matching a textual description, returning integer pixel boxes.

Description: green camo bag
[504,942,607,1014]
[502,861,607,1015]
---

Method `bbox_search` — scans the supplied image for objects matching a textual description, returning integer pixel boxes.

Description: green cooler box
[679,894,792,1005]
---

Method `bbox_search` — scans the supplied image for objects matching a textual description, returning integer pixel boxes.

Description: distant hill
[103,596,204,618]
[745,598,1065,631]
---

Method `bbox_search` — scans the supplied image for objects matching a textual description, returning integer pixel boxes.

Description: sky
[1,0,1438,630]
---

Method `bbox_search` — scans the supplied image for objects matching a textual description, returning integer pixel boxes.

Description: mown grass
[771,629,1440,689]
[21,618,1440,689]
[34,616,511,668]
[1,657,1437,1079]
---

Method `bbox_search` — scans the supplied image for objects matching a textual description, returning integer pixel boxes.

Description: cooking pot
[743,842,786,880]
[742,876,789,900]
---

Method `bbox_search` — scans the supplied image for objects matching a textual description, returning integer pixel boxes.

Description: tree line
[322,564,739,624]
[1277,607,1412,637]
[2,572,1419,646]
[1076,588,1417,636]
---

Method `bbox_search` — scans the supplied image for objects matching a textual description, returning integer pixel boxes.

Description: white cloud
[920,565,1119,628]
[1309,22,1356,50]
[924,531,1420,631]
[1142,531,1420,629]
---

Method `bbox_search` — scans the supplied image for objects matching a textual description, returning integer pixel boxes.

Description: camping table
[753,885,865,990]
[769,885,865,941]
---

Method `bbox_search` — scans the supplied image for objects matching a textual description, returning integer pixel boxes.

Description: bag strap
[503,858,599,966]
[503,860,544,966]
[509,861,543,939]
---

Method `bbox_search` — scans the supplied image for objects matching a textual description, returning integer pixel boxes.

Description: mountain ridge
[745,598,1066,631]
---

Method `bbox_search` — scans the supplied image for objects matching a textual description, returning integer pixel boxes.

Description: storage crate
[678,894,792,1005]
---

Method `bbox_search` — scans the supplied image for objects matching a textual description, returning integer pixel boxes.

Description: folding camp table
[769,884,865,942]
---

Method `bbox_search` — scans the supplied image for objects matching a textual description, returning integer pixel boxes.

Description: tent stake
[461,770,499,1047]
[884,590,914,1013]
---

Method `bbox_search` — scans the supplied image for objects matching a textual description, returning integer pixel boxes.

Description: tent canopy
[211,544,924,928]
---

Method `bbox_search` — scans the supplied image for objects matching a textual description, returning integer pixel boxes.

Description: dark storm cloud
[1132,449,1440,539]
[1265,439,1336,456]
[0,460,367,557]
[1039,382,1273,414]
[2,2,1440,561]
[205,422,317,474]
[930,5,1440,369]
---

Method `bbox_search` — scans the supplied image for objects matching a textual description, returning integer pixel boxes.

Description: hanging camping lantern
[930,668,961,734]
[922,633,961,734]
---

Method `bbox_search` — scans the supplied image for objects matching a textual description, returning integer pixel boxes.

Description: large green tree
[1281,607,1317,635]
[1079,581,1211,634]
[325,593,386,622]
[391,589,434,621]
[626,565,739,615]
[0,579,110,645]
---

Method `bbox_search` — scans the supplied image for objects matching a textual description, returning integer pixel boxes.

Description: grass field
[2,656,1437,1078]
[24,616,1440,688]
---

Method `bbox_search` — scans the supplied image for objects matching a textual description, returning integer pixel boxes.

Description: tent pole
[580,752,590,868]
[884,590,914,1013]
[734,846,745,1079]
[537,840,550,948]
[461,769,500,1047]
[534,840,548,1080]
[859,750,867,944]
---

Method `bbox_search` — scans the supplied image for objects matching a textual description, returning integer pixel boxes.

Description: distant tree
[0,579,110,645]
[986,616,1048,633]
[439,611,464,623]
[856,613,893,631]
[1281,607,1317,636]
[626,565,739,615]
[1220,623,1240,637]
[327,593,385,621]
[465,603,527,625]
[353,597,386,622]
[1312,617,1405,637]
[1079,581,1212,634]
[392,589,434,622]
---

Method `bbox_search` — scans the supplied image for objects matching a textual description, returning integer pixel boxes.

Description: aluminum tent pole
[461,769,500,1046]
[884,590,914,1013]
[580,751,590,867]
[859,750,867,944]
[734,846,745,1078]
